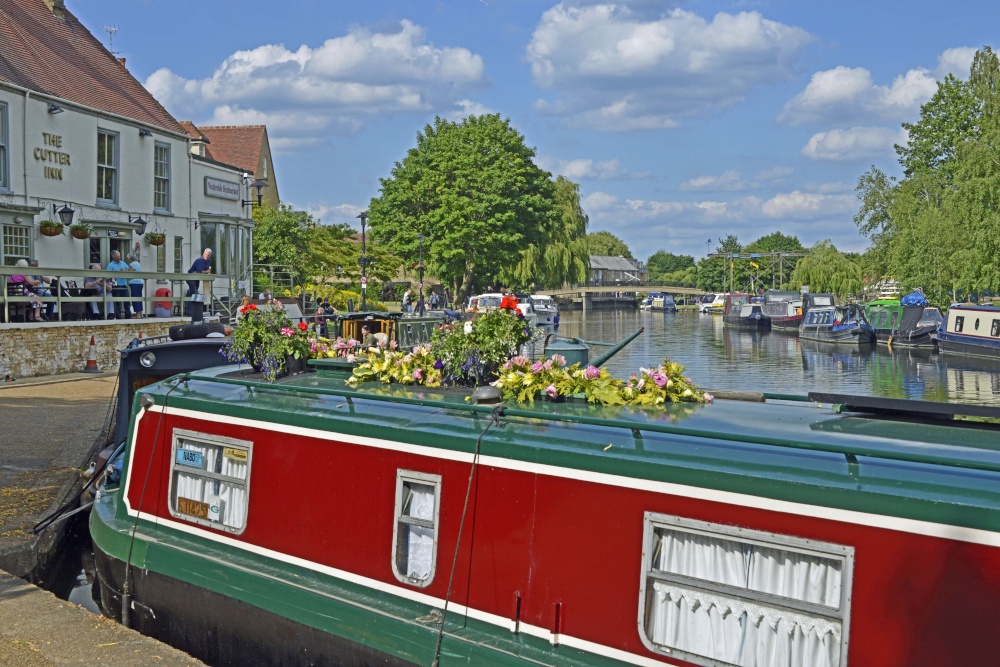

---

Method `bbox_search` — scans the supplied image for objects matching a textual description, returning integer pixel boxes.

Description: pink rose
[414,369,423,381]
[583,366,600,380]
[545,384,558,399]
[531,361,544,372]
[652,372,668,388]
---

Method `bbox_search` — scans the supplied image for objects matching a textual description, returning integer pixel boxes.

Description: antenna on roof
[102,24,119,56]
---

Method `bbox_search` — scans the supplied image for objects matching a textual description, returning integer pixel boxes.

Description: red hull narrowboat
[92,363,1000,666]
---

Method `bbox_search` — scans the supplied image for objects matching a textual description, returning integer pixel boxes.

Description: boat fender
[168,322,228,341]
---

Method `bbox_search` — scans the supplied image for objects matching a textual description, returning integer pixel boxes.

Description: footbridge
[535,285,706,311]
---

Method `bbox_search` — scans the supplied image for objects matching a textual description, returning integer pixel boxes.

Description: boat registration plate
[177,497,209,519]
[176,449,203,468]
[223,447,247,462]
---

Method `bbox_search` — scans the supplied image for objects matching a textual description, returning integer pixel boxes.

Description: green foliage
[368,114,558,304]
[646,251,695,280]
[221,304,317,383]
[790,241,863,298]
[586,230,632,258]
[851,47,1000,305]
[509,176,590,288]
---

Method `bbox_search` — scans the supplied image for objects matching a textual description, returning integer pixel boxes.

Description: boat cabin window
[639,513,853,667]
[168,430,252,535]
[992,319,1000,337]
[392,470,441,588]
[955,316,964,333]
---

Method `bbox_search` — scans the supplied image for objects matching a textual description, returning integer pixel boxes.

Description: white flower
[463,321,473,335]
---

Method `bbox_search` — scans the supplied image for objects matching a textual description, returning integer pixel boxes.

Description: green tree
[696,235,744,292]
[509,175,590,288]
[646,250,695,281]
[745,231,806,290]
[368,114,557,303]
[791,241,863,298]
[586,230,632,258]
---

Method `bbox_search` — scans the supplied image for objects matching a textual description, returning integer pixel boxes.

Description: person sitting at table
[9,259,44,322]
[28,259,56,320]
[82,265,107,320]
[361,323,378,348]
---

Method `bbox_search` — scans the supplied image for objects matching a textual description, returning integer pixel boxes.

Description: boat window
[955,316,964,333]
[639,513,853,667]
[890,312,898,327]
[392,470,441,588]
[168,430,252,535]
[992,320,1000,337]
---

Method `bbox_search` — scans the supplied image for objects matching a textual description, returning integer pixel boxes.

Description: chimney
[118,57,127,67]
[44,0,66,18]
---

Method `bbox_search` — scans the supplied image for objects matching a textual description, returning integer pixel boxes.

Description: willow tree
[790,241,863,298]
[368,114,558,303]
[508,176,590,288]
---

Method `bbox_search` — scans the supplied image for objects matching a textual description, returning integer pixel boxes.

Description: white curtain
[404,485,435,580]
[648,530,842,667]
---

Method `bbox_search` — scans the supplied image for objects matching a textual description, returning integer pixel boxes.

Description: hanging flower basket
[39,223,63,237]
[146,232,166,246]
[69,223,94,240]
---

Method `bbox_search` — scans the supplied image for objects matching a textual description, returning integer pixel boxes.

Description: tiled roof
[589,255,647,271]
[0,0,185,134]
[179,121,208,142]
[197,125,267,176]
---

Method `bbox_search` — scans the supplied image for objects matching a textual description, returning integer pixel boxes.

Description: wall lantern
[241,176,269,209]
[53,203,75,225]
[47,102,64,114]
[139,128,153,137]
[129,214,147,235]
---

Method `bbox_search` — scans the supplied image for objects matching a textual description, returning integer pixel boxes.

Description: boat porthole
[975,318,980,331]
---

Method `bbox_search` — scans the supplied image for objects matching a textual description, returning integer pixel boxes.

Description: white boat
[467,293,539,328]
[530,294,560,325]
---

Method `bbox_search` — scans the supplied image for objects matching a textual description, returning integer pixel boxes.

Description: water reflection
[555,309,1000,405]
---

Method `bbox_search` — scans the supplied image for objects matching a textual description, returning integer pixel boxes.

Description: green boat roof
[134,364,1000,533]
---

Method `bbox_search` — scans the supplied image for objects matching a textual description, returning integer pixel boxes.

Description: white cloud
[448,99,495,121]
[801,126,905,161]
[779,47,977,127]
[145,20,485,151]
[680,170,749,192]
[526,6,813,130]
[760,191,856,218]
[754,166,793,182]
[538,157,647,180]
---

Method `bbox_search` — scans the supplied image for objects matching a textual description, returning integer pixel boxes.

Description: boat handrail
[158,373,1000,476]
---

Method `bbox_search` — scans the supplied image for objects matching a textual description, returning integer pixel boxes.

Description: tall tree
[697,235,744,292]
[368,115,556,303]
[509,175,590,288]
[646,250,695,278]
[586,230,632,258]
[791,241,863,298]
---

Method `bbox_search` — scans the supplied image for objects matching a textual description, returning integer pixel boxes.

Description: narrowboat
[90,358,1000,667]
[934,303,1000,359]
[696,294,716,314]
[761,290,802,332]
[862,299,902,344]
[890,297,943,350]
[800,294,876,345]
[722,294,769,331]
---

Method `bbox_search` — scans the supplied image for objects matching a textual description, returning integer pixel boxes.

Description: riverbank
[0,371,207,665]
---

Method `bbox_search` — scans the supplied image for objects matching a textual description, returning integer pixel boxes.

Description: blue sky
[73,1,995,261]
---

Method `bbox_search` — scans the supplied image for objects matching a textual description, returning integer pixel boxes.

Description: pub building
[0,0,256,312]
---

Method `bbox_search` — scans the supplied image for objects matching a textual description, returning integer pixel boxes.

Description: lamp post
[357,211,369,310]
[416,234,425,316]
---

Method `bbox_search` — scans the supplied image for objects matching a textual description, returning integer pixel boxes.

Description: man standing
[106,250,130,319]
[186,248,212,316]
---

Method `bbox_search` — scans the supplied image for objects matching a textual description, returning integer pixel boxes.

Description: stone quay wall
[0,319,194,378]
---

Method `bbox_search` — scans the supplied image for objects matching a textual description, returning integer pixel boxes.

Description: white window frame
[391,470,441,587]
[2,224,31,266]
[97,129,119,206]
[638,512,854,667]
[167,428,253,535]
[0,101,9,191]
[153,141,171,213]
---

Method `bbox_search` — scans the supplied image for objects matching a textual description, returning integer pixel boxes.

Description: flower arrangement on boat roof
[221,301,319,383]
[493,355,712,406]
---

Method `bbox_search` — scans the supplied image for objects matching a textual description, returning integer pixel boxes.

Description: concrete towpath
[0,371,206,666]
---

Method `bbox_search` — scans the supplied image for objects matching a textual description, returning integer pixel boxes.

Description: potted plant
[39,221,63,237]
[69,222,94,239]
[145,231,166,246]
[221,302,318,382]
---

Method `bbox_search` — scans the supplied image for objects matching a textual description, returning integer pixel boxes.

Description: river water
[558,308,1000,405]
